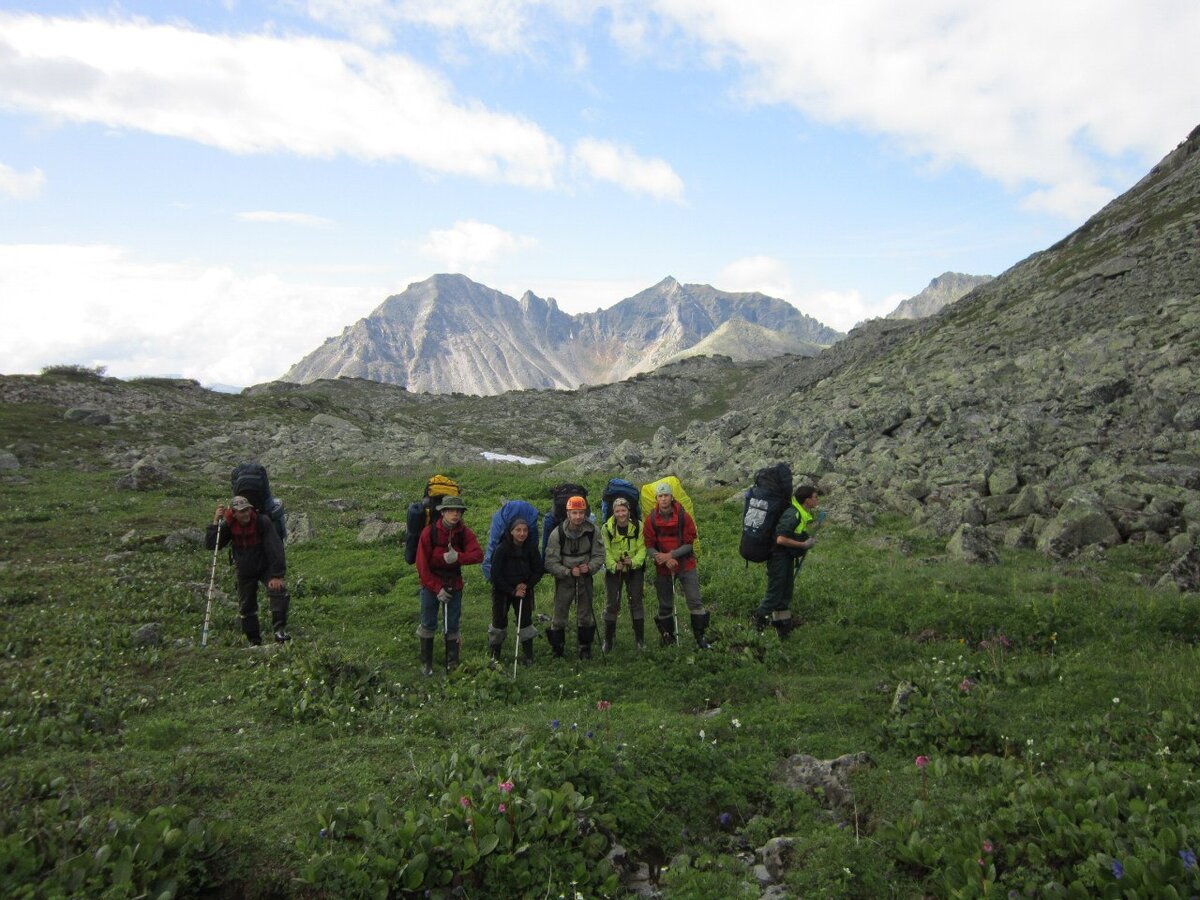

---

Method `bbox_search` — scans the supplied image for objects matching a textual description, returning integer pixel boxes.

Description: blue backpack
[482,500,540,582]
[600,477,641,524]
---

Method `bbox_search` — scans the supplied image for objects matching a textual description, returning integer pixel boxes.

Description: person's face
[442,508,462,526]
[511,522,529,543]
[567,508,586,526]
[233,506,254,524]
[803,493,820,510]
[614,505,629,525]
[656,492,673,513]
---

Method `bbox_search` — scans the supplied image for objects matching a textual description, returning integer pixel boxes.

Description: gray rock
[0,451,19,471]
[323,498,356,511]
[758,837,795,881]
[1156,548,1200,593]
[775,751,873,816]
[132,623,163,646]
[285,512,314,545]
[1037,490,1122,558]
[164,528,204,550]
[946,524,1000,565]
[65,407,113,425]
[357,519,404,543]
[116,459,174,491]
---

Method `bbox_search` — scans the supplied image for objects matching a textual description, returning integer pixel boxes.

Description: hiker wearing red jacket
[205,495,290,646]
[415,495,482,675]
[643,482,711,649]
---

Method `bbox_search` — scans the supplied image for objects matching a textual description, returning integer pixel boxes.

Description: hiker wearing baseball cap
[644,480,711,649]
[602,496,647,651]
[205,495,290,646]
[543,495,605,659]
[415,494,482,675]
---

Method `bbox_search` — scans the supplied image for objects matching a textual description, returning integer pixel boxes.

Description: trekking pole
[444,597,450,673]
[201,519,221,648]
[513,594,524,680]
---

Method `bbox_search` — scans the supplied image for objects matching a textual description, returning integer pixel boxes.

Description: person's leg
[266,582,291,643]
[237,574,262,645]
[602,572,620,652]
[653,573,676,645]
[547,580,570,657]
[445,588,463,668]
[488,589,508,660]
[755,555,789,631]
[628,569,646,648]
[678,569,710,649]
[416,587,438,675]
[576,578,597,659]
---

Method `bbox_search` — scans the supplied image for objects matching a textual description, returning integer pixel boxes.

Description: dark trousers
[236,571,289,641]
[755,553,803,617]
[490,588,538,646]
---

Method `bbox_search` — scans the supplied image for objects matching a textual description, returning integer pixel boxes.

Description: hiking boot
[445,635,460,671]
[751,612,770,633]
[691,612,712,650]
[655,615,676,647]
[547,628,566,658]
[578,625,596,660]
[602,620,617,654]
[488,643,503,662]
[772,618,794,640]
[274,628,292,644]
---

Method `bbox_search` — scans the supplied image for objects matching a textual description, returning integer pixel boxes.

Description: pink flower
[459,796,471,808]
[977,858,985,867]
[915,755,930,769]
[982,840,993,854]
[499,780,514,794]
[959,677,974,693]
[498,803,507,814]
[597,700,611,711]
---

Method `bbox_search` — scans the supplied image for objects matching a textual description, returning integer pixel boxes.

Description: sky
[1,2,1197,388]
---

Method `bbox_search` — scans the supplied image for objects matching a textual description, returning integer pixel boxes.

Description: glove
[437,588,452,604]
[442,546,458,564]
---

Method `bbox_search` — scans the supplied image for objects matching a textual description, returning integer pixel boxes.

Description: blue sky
[1,1,1196,388]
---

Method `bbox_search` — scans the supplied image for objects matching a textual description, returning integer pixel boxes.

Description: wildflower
[915,755,930,769]
[1180,848,1197,869]
[319,828,328,839]
[499,780,514,794]
[977,858,985,867]
[571,722,577,730]
[597,700,611,711]
[1111,860,1124,878]
[959,677,974,693]
[719,812,732,827]
[587,730,594,739]
[982,840,993,853]
[460,796,471,809]
[1113,697,1120,705]
[498,803,507,814]
[550,719,560,730]
[731,718,741,728]
[699,729,706,740]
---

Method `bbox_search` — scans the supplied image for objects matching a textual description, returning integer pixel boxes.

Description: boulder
[164,528,204,550]
[1036,490,1121,558]
[946,524,1000,565]
[357,518,404,543]
[116,459,174,491]
[285,512,315,545]
[132,623,163,647]
[774,751,873,817]
[1156,548,1200,593]
[0,451,19,471]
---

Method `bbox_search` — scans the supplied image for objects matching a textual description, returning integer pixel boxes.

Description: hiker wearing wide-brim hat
[415,492,482,675]
[205,495,291,646]
[543,495,606,659]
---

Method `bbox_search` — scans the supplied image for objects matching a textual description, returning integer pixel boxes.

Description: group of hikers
[204,465,822,676]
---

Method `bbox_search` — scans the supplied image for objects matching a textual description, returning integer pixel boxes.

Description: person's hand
[442,546,458,564]
[570,565,581,577]
[437,588,452,604]
[666,557,679,571]
[515,583,527,598]
[268,578,285,591]
[579,562,590,575]
[654,552,670,566]
[214,505,226,524]
[803,538,816,550]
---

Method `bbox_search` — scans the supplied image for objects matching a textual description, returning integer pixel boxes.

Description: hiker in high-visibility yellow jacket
[602,498,647,652]
[753,486,820,639]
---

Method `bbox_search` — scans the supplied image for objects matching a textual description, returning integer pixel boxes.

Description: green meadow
[2,457,1199,898]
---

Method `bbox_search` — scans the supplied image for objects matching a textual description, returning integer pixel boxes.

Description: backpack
[640,476,700,555]
[540,482,589,557]
[231,461,287,540]
[481,500,540,582]
[404,475,461,565]
[738,463,794,563]
[600,477,641,525]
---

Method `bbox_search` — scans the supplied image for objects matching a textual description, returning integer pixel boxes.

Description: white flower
[731,718,741,728]
[1112,697,1120,705]
[699,729,705,740]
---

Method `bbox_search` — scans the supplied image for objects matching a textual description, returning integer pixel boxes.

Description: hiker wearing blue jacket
[488,518,544,665]
[602,497,647,651]
[753,486,819,638]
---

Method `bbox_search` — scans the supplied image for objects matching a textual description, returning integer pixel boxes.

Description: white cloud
[633,0,1200,218]
[513,276,652,314]
[718,255,794,300]
[572,138,685,202]
[0,161,45,199]
[0,244,386,387]
[237,210,334,226]
[0,13,563,188]
[419,220,538,271]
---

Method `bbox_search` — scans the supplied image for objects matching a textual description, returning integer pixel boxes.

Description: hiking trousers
[604,567,645,623]
[653,567,704,617]
[489,588,539,647]
[417,586,462,641]
[551,576,596,629]
[236,571,289,643]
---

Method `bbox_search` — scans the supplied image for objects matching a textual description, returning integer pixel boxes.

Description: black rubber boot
[420,637,434,676]
[521,639,535,666]
[242,615,262,646]
[578,625,596,660]
[655,615,676,647]
[691,612,712,650]
[445,636,460,671]
[752,612,770,633]
[602,620,617,653]
[547,628,565,658]
[488,642,503,661]
[772,618,794,640]
[632,618,645,650]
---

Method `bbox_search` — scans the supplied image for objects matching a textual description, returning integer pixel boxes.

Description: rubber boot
[752,612,770,633]
[632,618,645,650]
[270,593,291,643]
[602,620,617,654]
[772,618,794,640]
[488,642,503,661]
[445,635,460,671]
[419,637,434,676]
[578,625,596,660]
[655,615,676,647]
[691,612,712,650]
[242,615,262,646]
[547,628,566,658]
[520,639,535,666]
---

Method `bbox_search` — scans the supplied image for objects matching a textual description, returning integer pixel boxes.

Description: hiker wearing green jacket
[601,497,647,652]
[753,485,819,638]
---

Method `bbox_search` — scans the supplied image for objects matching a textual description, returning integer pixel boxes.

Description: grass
[2,453,1200,898]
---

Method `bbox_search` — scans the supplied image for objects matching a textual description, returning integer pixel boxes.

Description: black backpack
[738,463,793,563]
[231,462,287,540]
[404,475,461,565]
[541,483,589,557]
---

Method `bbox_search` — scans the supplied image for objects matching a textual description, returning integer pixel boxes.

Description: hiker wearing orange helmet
[543,494,605,659]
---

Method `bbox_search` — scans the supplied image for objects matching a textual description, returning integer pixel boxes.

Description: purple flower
[959,677,974,693]
[319,828,328,839]
[982,840,993,854]
[586,730,594,739]
[1181,848,1197,869]
[597,700,611,711]
[718,812,732,827]
[1111,860,1124,879]
[499,780,514,794]
[550,719,560,730]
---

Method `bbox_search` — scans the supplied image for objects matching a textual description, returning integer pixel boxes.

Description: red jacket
[416,518,482,593]
[644,500,698,576]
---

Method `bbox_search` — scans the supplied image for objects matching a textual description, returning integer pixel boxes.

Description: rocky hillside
[282,274,842,395]
[886,272,994,319]
[564,124,1200,566]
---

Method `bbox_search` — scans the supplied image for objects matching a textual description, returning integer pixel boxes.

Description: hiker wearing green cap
[644,480,710,649]
[753,485,820,639]
[544,495,606,659]
[415,494,482,674]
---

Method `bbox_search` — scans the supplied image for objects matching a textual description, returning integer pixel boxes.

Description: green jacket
[603,515,647,570]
